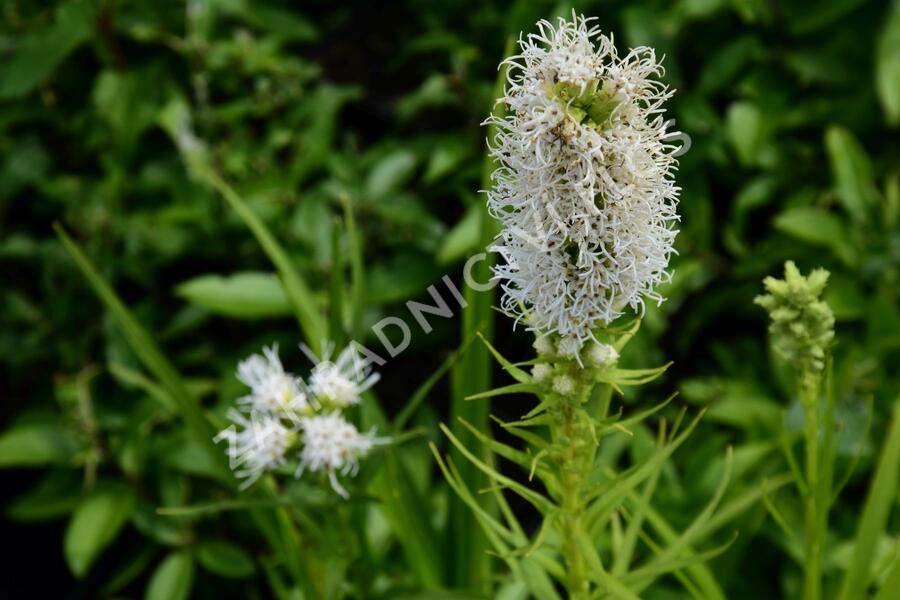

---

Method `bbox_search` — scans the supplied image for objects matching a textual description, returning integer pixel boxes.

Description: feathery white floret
[486,13,680,349]
[297,412,383,498]
[303,344,380,408]
[532,363,553,381]
[215,410,295,489]
[236,344,310,415]
[587,342,619,368]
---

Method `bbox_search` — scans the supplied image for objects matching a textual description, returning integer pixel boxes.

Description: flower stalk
[756,261,835,600]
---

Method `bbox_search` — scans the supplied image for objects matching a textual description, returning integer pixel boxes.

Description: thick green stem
[549,374,595,600]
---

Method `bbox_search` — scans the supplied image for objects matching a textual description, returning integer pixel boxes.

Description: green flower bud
[755,261,835,375]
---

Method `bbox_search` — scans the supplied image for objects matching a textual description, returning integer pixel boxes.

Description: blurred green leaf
[726,102,764,167]
[825,125,876,222]
[0,0,94,99]
[0,423,79,468]
[6,470,81,521]
[774,206,856,264]
[366,151,418,200]
[175,272,292,319]
[64,485,135,578]
[197,539,256,578]
[437,205,480,265]
[839,399,900,600]
[146,551,195,600]
[877,2,900,125]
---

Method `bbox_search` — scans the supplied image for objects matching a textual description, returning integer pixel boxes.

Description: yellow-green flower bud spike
[755,261,835,376]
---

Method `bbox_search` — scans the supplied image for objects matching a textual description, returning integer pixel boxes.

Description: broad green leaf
[774,206,856,265]
[726,102,764,166]
[64,485,135,578]
[365,151,418,200]
[197,540,256,579]
[0,423,79,468]
[0,0,94,99]
[825,125,876,223]
[839,399,900,600]
[145,552,194,600]
[175,272,291,319]
[877,1,900,124]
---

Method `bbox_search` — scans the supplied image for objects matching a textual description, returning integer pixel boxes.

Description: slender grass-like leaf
[199,168,326,349]
[55,225,227,480]
[447,35,516,588]
[838,398,900,600]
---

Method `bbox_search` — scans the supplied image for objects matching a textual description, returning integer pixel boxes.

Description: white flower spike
[236,344,311,416]
[486,13,680,350]
[215,409,296,489]
[302,343,380,408]
[296,412,384,498]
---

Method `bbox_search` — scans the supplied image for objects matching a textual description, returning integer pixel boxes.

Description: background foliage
[2,0,899,598]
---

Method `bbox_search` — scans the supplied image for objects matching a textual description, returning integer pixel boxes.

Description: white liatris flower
[236,344,311,416]
[303,344,380,408]
[296,412,383,498]
[215,410,296,489]
[486,13,680,349]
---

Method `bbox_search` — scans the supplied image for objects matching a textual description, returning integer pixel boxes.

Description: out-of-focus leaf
[6,470,81,521]
[0,423,79,468]
[175,272,291,319]
[0,0,94,99]
[367,253,438,303]
[825,125,876,222]
[366,151,418,200]
[197,539,256,578]
[726,102,764,166]
[839,399,900,600]
[774,206,856,264]
[437,205,480,265]
[146,552,194,600]
[64,485,135,578]
[877,2,900,125]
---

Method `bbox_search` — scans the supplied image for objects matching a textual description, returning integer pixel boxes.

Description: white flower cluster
[215,343,383,496]
[486,13,680,350]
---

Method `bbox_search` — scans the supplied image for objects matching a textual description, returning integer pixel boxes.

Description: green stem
[550,373,595,600]
[801,374,821,600]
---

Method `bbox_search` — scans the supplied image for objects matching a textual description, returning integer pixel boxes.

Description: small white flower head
[556,336,582,359]
[302,344,380,408]
[552,374,576,396]
[531,363,553,381]
[215,410,296,489]
[587,342,619,369]
[297,412,384,498]
[236,344,310,415]
[533,335,555,355]
[486,13,680,350]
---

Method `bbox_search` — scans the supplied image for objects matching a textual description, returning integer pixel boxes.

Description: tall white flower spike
[302,343,380,408]
[215,409,296,489]
[296,412,384,498]
[236,344,311,415]
[486,13,680,350]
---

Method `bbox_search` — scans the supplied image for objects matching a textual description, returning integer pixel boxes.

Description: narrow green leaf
[55,225,229,481]
[839,398,900,600]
